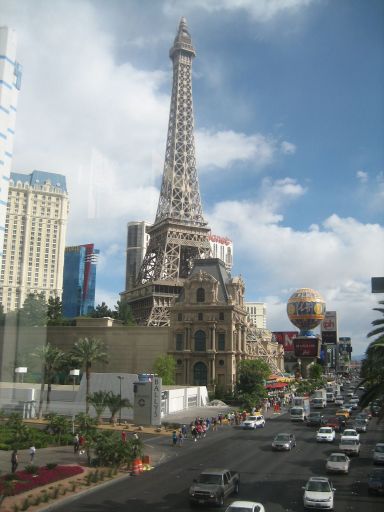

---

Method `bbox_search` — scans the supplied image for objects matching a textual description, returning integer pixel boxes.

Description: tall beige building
[245,302,267,329]
[0,170,69,311]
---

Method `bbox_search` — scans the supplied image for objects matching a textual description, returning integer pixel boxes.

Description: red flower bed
[0,465,84,496]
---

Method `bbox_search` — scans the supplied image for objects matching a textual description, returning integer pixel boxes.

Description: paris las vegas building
[4,19,282,389]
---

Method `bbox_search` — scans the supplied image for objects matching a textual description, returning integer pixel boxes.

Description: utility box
[133,376,162,426]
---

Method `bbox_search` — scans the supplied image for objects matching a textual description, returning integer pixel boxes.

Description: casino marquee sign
[293,337,320,358]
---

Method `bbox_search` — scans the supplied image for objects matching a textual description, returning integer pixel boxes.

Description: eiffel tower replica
[121,18,211,326]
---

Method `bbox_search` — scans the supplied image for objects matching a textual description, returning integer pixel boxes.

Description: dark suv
[306,412,326,427]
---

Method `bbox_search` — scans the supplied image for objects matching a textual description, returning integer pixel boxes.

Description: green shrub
[4,473,21,481]
[45,463,57,470]
[41,491,49,503]
[51,487,59,499]
[33,495,41,506]
[20,498,29,511]
[24,464,39,474]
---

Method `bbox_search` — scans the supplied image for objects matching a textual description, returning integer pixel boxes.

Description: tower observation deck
[121,18,211,326]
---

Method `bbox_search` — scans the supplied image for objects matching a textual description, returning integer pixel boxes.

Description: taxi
[335,408,350,418]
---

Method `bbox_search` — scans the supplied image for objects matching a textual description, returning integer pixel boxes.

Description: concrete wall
[0,325,170,381]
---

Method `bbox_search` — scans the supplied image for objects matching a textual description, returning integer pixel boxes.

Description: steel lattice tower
[121,18,211,326]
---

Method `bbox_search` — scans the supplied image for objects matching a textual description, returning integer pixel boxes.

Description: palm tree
[88,390,110,423]
[31,343,66,418]
[359,300,384,420]
[70,337,109,413]
[105,392,132,425]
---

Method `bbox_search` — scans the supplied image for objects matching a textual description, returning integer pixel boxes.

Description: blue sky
[2,0,383,355]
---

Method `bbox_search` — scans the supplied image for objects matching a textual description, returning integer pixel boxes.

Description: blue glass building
[62,243,99,318]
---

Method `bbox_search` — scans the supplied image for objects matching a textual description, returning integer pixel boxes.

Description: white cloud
[281,141,297,155]
[165,0,315,23]
[356,170,368,183]
[196,130,296,171]
[196,130,275,170]
[208,179,384,355]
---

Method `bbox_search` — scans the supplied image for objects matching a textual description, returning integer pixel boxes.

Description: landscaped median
[0,463,124,512]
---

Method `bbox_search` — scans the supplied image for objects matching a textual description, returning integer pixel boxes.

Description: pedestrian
[172,430,177,447]
[181,424,187,439]
[121,430,127,443]
[73,433,79,454]
[191,425,198,442]
[177,430,183,446]
[11,449,18,473]
[78,434,85,455]
[29,445,36,463]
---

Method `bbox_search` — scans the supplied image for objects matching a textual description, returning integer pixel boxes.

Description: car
[343,404,354,413]
[302,476,335,510]
[272,433,296,451]
[241,415,265,429]
[326,452,350,474]
[355,412,369,424]
[334,395,344,406]
[189,468,240,507]
[325,416,344,433]
[349,398,359,410]
[353,420,367,433]
[341,429,360,442]
[336,408,350,419]
[367,468,384,495]
[339,436,360,456]
[347,391,354,397]
[373,443,384,465]
[225,501,266,512]
[317,427,336,443]
[306,412,326,427]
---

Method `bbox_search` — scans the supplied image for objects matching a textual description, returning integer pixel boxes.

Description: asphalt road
[51,403,384,512]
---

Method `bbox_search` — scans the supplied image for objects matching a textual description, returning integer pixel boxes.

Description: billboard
[321,311,338,344]
[272,331,298,352]
[294,337,319,358]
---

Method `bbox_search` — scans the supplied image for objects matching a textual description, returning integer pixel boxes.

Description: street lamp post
[69,369,80,434]
[117,376,124,425]
[15,367,27,383]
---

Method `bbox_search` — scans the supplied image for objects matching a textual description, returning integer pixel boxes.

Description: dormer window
[196,287,205,303]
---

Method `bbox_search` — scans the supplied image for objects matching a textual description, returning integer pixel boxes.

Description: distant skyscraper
[0,171,69,312]
[245,302,267,328]
[208,234,233,271]
[125,221,151,292]
[62,243,99,318]
[0,27,22,264]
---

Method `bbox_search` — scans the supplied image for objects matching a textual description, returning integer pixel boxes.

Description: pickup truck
[189,468,240,507]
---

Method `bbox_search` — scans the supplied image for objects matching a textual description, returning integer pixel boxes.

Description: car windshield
[375,445,384,453]
[246,417,257,421]
[329,455,346,462]
[319,428,332,433]
[275,434,289,441]
[291,407,302,414]
[198,474,222,485]
[307,481,331,492]
[343,430,356,435]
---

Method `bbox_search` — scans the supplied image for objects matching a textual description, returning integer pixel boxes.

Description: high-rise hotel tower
[0,171,69,312]
[0,27,22,263]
